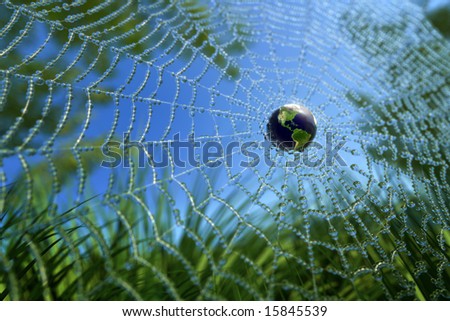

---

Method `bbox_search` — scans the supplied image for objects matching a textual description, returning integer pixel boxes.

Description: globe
[266,104,317,151]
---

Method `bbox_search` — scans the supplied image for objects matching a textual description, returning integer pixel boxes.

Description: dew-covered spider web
[1,0,450,300]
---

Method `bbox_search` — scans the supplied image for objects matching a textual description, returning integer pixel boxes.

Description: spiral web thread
[0,0,449,300]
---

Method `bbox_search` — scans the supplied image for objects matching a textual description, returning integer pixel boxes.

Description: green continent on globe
[278,106,297,125]
[291,128,311,151]
[278,107,312,151]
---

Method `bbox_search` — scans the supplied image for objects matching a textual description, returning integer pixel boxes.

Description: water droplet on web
[353,181,362,188]
[407,201,416,208]
[329,230,338,239]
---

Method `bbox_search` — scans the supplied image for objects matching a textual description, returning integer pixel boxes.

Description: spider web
[1,0,449,300]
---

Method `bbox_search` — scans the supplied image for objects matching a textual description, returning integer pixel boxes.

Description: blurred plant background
[0,0,449,300]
